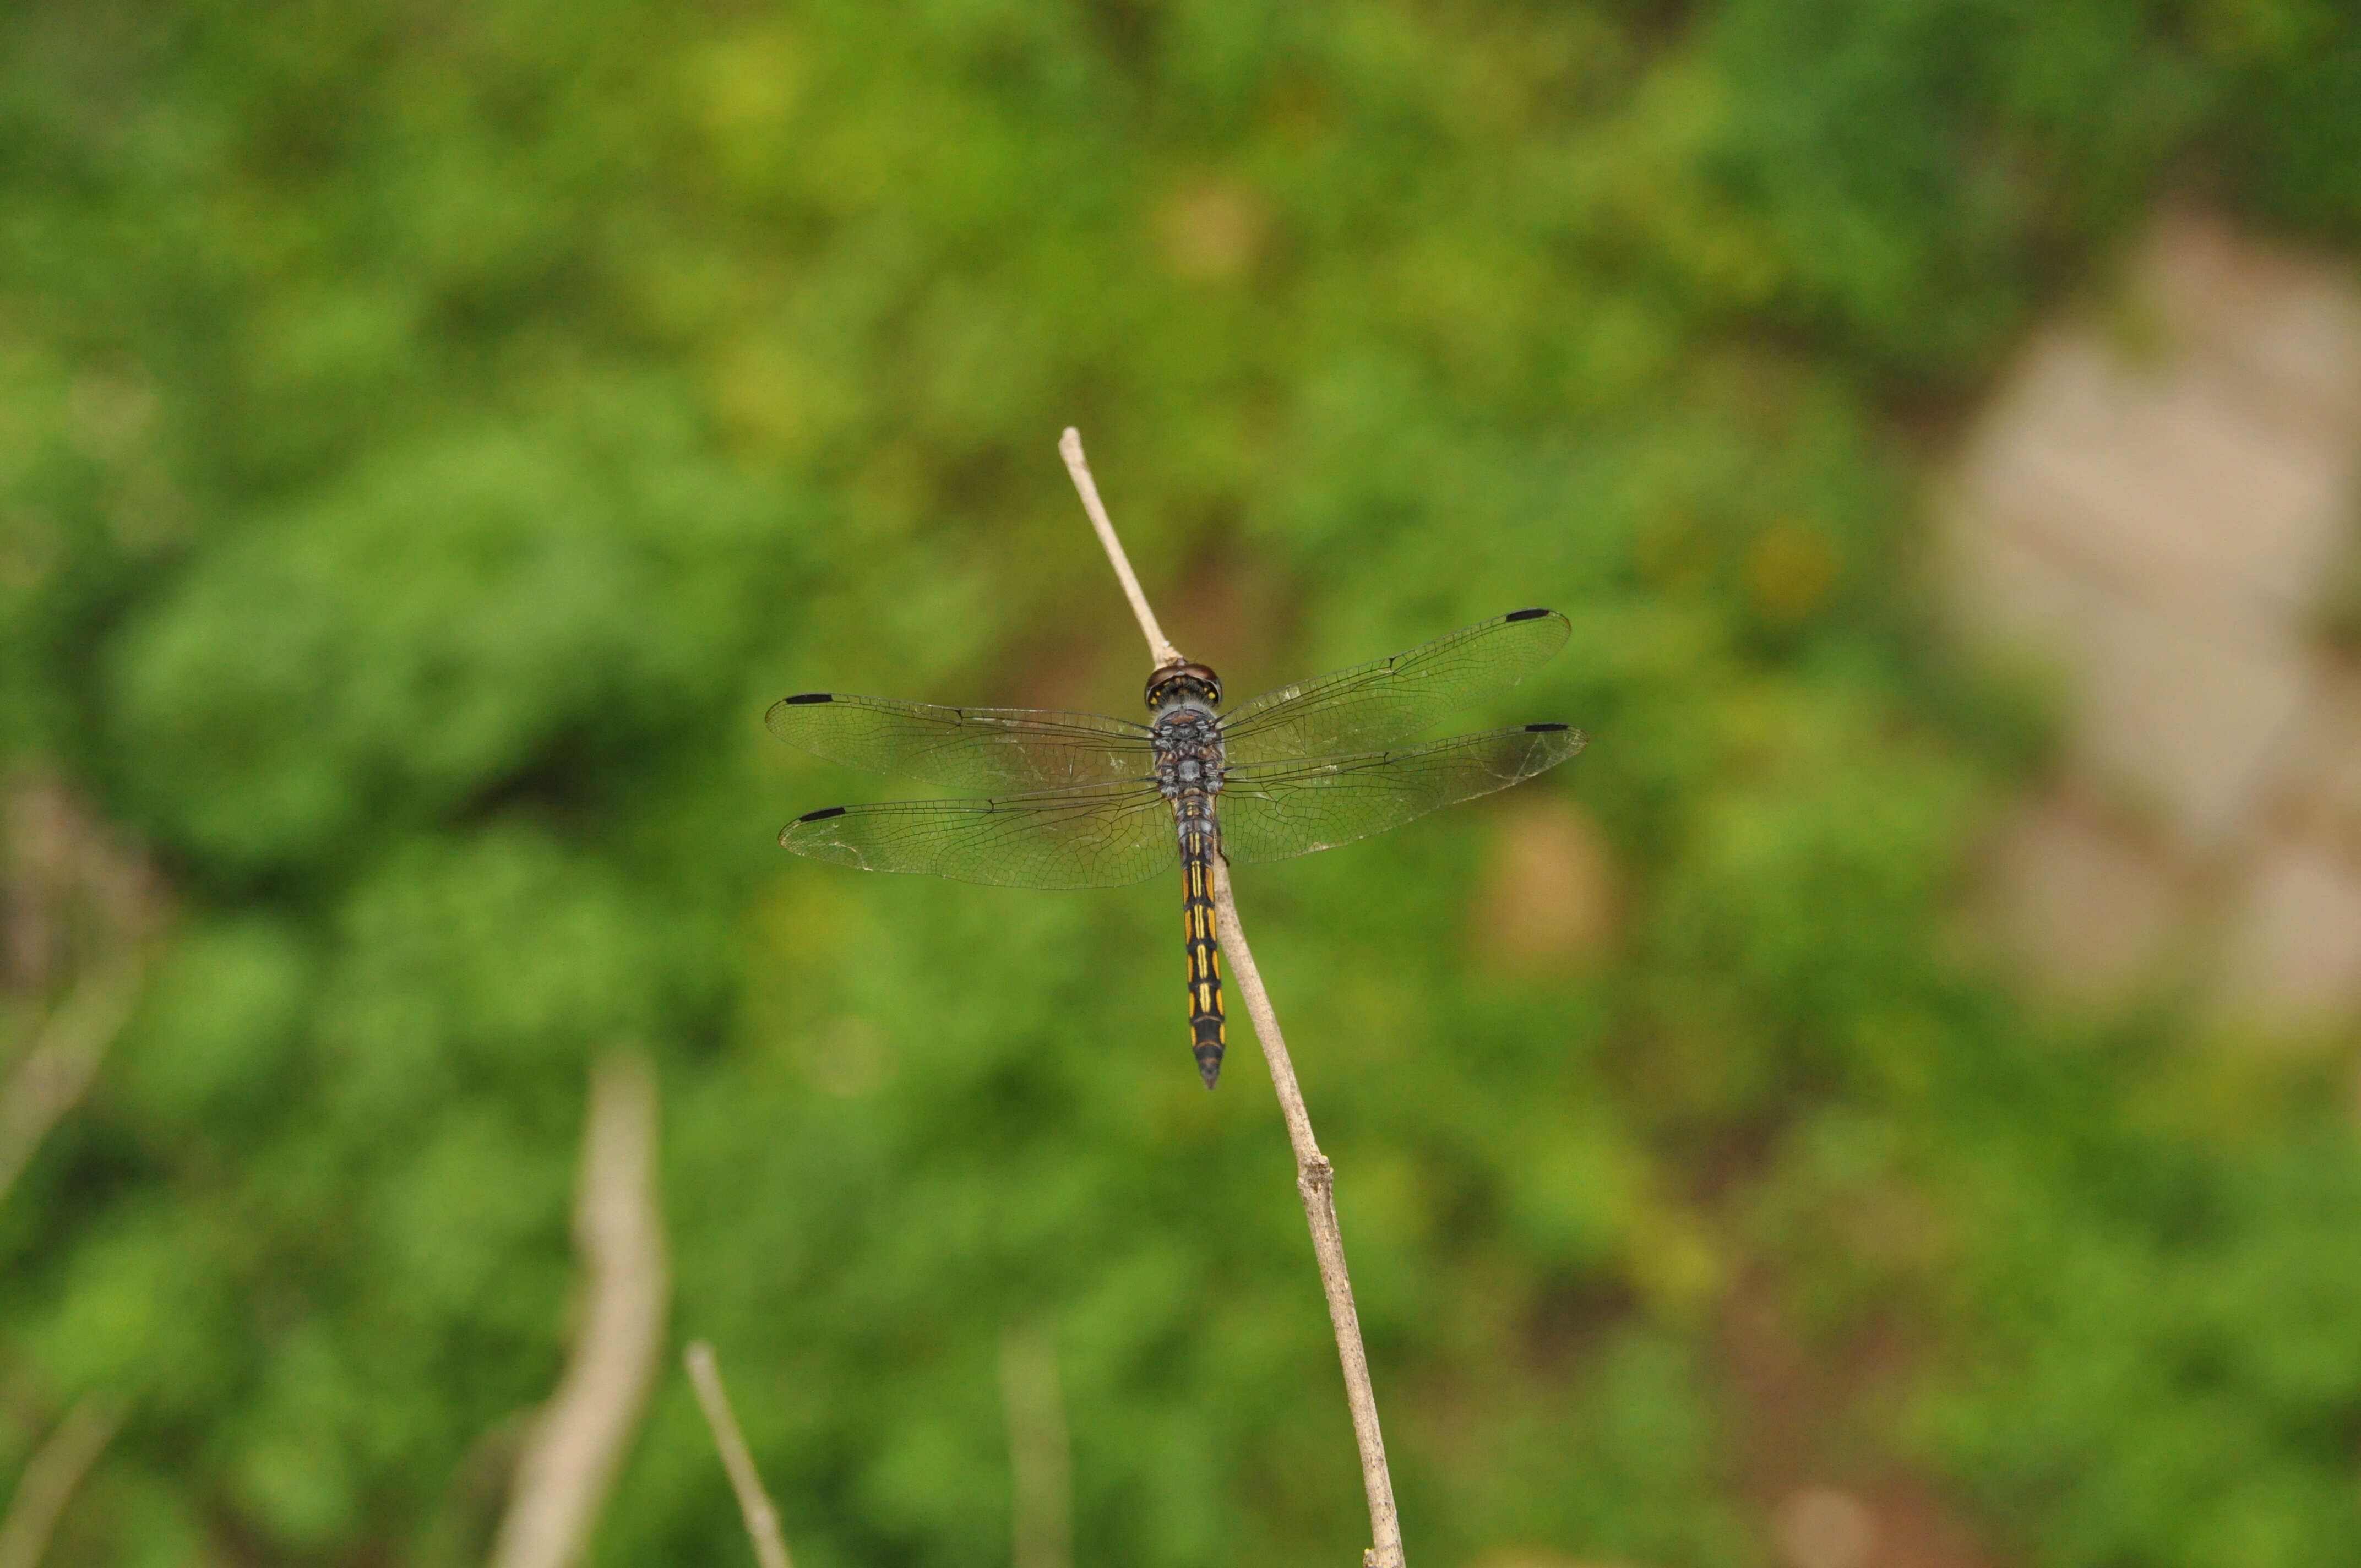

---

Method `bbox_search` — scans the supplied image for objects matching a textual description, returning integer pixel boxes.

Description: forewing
[766,693,1155,791]
[1217,725,1585,864]
[1218,608,1571,764]
[779,783,1175,889]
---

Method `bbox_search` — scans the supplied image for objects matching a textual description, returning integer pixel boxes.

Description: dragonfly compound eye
[1145,661,1222,710]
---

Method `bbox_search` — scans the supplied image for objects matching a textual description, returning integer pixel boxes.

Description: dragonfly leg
[1181,846,1226,1088]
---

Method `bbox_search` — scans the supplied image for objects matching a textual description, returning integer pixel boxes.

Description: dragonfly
[768,608,1585,1090]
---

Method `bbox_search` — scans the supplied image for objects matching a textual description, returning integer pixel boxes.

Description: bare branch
[998,1320,1072,1568]
[1060,429,1184,668]
[491,1053,670,1568]
[0,1396,121,1568]
[1060,442,1405,1567]
[0,958,139,1211]
[1210,857,1405,1568]
[684,1342,793,1568]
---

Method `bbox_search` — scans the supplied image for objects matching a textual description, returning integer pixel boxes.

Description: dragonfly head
[1145,660,1222,712]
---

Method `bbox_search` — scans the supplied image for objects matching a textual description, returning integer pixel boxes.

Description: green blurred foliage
[2,1,2359,1565]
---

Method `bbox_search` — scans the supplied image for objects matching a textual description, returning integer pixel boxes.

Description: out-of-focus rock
[1945,209,2361,1026]
[1773,1487,1876,1568]
[1982,792,2186,1001]
[2218,841,2361,1027]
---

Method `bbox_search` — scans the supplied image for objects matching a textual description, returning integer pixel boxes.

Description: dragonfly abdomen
[1177,801,1226,1090]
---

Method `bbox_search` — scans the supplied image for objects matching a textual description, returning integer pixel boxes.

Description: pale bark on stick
[1210,857,1405,1568]
[1060,431,1407,1568]
[0,1397,120,1568]
[1059,429,1183,669]
[491,1053,669,1568]
[0,959,139,1211]
[683,1342,793,1568]
[998,1320,1073,1568]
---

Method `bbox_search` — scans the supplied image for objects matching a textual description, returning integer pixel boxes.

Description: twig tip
[1057,427,1182,667]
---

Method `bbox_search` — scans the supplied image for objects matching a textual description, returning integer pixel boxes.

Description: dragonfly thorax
[1150,702,1226,802]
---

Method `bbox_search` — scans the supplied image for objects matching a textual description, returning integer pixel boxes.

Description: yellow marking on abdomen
[1179,843,1226,1089]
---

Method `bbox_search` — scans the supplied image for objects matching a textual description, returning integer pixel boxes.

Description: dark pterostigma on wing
[1217,607,1571,767]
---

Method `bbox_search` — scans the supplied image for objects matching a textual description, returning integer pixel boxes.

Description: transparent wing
[1218,608,1571,765]
[1217,725,1586,864]
[766,692,1155,791]
[779,782,1176,889]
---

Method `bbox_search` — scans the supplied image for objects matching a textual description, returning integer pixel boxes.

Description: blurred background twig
[0,959,138,1211]
[0,1399,119,1568]
[685,1342,794,1568]
[490,1054,667,1568]
[998,1321,1071,1568]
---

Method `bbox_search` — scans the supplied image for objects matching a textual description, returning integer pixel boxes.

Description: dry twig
[1060,428,1407,1568]
[684,1342,793,1568]
[1060,429,1183,669]
[1209,857,1402,1567]
[0,1396,121,1568]
[491,1053,670,1568]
